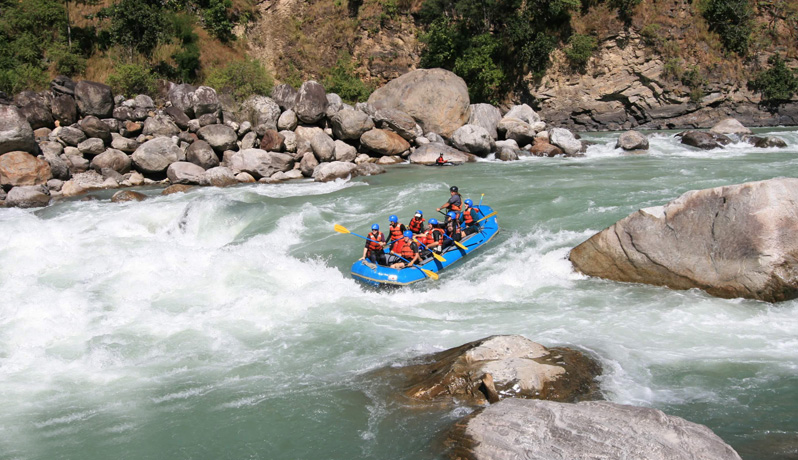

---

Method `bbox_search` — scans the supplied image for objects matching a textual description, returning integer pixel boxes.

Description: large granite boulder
[334,140,357,162]
[132,137,182,174]
[451,124,494,156]
[164,106,191,130]
[60,170,107,196]
[18,100,54,130]
[51,94,78,126]
[616,130,649,151]
[168,83,197,118]
[446,399,741,460]
[294,81,328,124]
[200,166,238,187]
[373,108,418,141]
[240,95,281,130]
[271,83,297,111]
[549,128,582,155]
[0,151,52,186]
[310,131,336,162]
[497,118,538,146]
[744,135,788,148]
[680,131,732,150]
[368,68,470,138]
[90,148,132,174]
[197,124,238,153]
[300,151,319,177]
[77,138,106,156]
[74,80,114,118]
[313,161,357,182]
[408,144,476,165]
[360,128,410,156]
[167,161,205,185]
[330,109,374,140]
[79,116,112,144]
[5,185,50,208]
[185,140,220,169]
[468,103,502,140]
[397,336,600,405]
[57,126,87,147]
[570,178,798,302]
[227,149,293,179]
[0,105,37,154]
[110,133,138,153]
[710,118,752,136]
[143,115,181,138]
[191,86,220,118]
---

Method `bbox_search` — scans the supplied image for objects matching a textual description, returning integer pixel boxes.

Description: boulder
[373,108,418,141]
[41,144,70,180]
[51,75,76,97]
[281,130,297,153]
[51,94,78,126]
[143,115,181,138]
[121,121,143,138]
[77,138,106,156]
[197,124,238,153]
[529,140,564,157]
[162,184,194,195]
[63,151,89,174]
[198,113,218,127]
[504,103,541,125]
[330,109,375,140]
[0,105,37,154]
[294,80,328,124]
[300,151,319,177]
[326,93,344,118]
[111,190,147,203]
[334,140,357,162]
[355,162,386,177]
[368,68,469,138]
[113,106,134,121]
[496,146,520,161]
[271,83,297,111]
[56,126,87,147]
[313,161,357,182]
[133,94,155,109]
[191,86,220,118]
[167,161,205,185]
[397,335,600,405]
[744,135,788,148]
[360,128,410,156]
[185,140,220,169]
[168,83,197,118]
[409,144,475,165]
[240,131,258,150]
[132,137,182,174]
[277,110,298,131]
[240,95,281,130]
[236,172,256,183]
[227,149,293,179]
[570,178,798,302]
[102,118,120,133]
[164,106,191,130]
[74,80,114,118]
[61,170,106,196]
[0,151,52,186]
[110,133,138,153]
[376,155,403,165]
[549,128,583,155]
[710,118,752,136]
[680,131,732,150]
[616,130,649,151]
[200,166,238,187]
[91,148,131,174]
[451,124,494,156]
[5,185,50,208]
[497,118,537,146]
[310,131,336,162]
[468,103,502,139]
[18,100,54,130]
[260,129,285,152]
[446,399,742,460]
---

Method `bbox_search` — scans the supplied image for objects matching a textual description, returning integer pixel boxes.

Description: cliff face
[534,32,798,130]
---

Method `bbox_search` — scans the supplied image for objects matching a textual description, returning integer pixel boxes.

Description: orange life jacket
[450,194,462,212]
[463,207,478,225]
[366,231,384,251]
[423,228,443,246]
[408,217,425,233]
[389,223,404,242]
[400,238,417,258]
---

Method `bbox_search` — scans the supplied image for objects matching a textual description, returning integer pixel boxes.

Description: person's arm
[408,243,420,265]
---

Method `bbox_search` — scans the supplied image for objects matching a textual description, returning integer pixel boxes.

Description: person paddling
[359,224,386,265]
[437,185,462,213]
[419,218,444,258]
[387,214,407,249]
[389,230,420,269]
[436,153,446,166]
[407,210,426,235]
[459,199,481,235]
[441,211,463,251]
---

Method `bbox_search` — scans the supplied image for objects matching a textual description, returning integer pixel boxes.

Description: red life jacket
[408,217,425,233]
[389,223,404,242]
[450,194,462,212]
[463,207,476,225]
[424,228,443,246]
[400,238,417,258]
[366,231,384,251]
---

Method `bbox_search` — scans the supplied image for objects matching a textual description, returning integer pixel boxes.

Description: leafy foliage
[106,63,157,97]
[748,54,798,103]
[203,0,234,42]
[98,0,168,59]
[205,59,274,101]
[702,0,753,55]
[321,54,375,103]
[564,34,597,72]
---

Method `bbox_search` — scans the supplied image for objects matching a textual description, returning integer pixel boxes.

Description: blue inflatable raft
[350,205,499,286]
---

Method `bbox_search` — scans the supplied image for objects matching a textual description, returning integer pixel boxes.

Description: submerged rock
[616,130,649,151]
[570,177,798,302]
[679,131,732,150]
[446,399,741,460]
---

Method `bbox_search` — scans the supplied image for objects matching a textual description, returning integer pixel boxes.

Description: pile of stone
[0,68,588,208]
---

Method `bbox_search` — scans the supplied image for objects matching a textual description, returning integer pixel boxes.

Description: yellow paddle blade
[421,268,439,280]
[431,251,447,263]
[333,224,350,234]
[455,241,467,250]
[475,211,497,224]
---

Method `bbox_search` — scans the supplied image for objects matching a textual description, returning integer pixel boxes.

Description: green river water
[1,129,797,459]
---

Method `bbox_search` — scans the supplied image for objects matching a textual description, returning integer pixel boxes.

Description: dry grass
[571,4,625,40]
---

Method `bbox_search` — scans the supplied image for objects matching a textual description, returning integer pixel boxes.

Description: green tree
[99,0,167,59]
[748,54,798,103]
[205,59,274,101]
[203,0,234,42]
[565,34,597,72]
[702,0,753,55]
[106,62,156,97]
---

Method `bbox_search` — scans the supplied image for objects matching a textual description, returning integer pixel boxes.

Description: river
[1,129,797,459]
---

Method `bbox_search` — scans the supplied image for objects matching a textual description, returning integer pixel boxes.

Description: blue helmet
[389,214,398,223]
[447,211,456,219]
[429,218,439,225]
[403,230,413,239]
[464,199,473,207]
[371,224,379,231]
[415,210,423,216]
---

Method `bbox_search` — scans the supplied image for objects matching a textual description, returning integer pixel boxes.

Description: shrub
[565,34,597,72]
[748,54,798,103]
[203,0,234,42]
[48,44,87,77]
[99,0,167,59]
[205,59,274,101]
[702,0,752,55]
[0,64,51,95]
[107,63,157,97]
[452,33,506,104]
[640,24,662,47]
[321,54,375,103]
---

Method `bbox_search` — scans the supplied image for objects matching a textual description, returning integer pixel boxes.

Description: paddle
[475,211,496,224]
[334,224,439,280]
[441,232,467,250]
[413,237,447,262]
[478,194,484,207]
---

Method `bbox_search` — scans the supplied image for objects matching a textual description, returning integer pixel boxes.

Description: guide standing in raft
[437,186,462,213]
